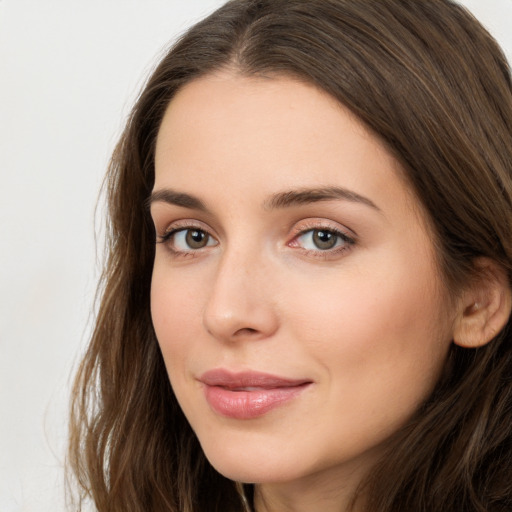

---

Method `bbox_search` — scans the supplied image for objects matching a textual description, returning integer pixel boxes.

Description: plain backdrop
[1,1,511,511]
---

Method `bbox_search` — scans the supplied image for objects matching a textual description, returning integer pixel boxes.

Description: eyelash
[156,222,218,258]
[288,224,355,259]
[156,221,356,259]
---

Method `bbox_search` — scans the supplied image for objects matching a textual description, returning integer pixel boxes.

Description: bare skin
[150,72,461,511]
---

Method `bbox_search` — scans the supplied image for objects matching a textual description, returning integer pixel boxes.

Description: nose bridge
[203,237,278,342]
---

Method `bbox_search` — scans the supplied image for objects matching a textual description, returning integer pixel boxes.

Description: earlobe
[453,258,512,348]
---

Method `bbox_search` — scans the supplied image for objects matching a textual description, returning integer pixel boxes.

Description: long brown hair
[68,1,512,510]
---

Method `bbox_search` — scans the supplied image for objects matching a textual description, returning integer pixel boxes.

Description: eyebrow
[147,186,380,213]
[264,186,380,211]
[146,189,208,212]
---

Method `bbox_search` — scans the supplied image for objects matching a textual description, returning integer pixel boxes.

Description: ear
[453,258,511,348]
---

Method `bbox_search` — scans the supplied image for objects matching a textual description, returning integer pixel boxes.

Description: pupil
[186,230,207,248]
[313,230,336,250]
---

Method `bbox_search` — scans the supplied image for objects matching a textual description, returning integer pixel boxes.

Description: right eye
[159,227,218,254]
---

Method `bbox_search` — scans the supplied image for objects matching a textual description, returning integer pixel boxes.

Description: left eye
[295,229,349,251]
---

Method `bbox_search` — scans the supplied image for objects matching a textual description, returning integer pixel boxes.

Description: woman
[69,1,512,511]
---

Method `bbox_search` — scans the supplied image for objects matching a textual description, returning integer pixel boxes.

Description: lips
[199,369,312,419]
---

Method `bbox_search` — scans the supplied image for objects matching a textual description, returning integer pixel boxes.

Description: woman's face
[150,73,456,493]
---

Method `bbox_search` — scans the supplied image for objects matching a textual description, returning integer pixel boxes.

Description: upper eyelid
[155,217,356,241]
[158,219,215,236]
[290,218,357,239]
[294,227,353,240]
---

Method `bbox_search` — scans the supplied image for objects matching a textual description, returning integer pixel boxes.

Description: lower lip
[203,384,310,419]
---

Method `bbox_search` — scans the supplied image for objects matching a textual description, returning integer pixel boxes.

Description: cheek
[287,255,443,344]
[283,252,451,422]
[150,265,205,369]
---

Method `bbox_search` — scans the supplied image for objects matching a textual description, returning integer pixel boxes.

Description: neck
[252,466,367,512]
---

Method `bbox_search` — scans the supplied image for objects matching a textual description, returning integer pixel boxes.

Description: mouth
[199,369,313,420]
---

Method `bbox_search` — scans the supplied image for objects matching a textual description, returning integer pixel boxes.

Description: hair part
[69,1,512,510]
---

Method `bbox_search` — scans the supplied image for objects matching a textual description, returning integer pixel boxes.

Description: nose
[202,247,279,343]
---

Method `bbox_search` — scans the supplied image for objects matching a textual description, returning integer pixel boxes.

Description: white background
[0,1,511,511]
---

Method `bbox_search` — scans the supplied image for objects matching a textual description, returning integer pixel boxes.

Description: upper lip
[199,369,312,389]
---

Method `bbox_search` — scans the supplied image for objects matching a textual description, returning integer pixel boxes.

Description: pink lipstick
[199,369,312,419]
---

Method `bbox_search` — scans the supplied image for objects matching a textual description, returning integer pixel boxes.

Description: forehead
[154,72,420,218]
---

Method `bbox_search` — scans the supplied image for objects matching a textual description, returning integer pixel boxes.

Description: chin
[198,433,307,484]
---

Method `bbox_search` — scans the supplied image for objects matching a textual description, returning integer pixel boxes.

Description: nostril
[234,327,259,336]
